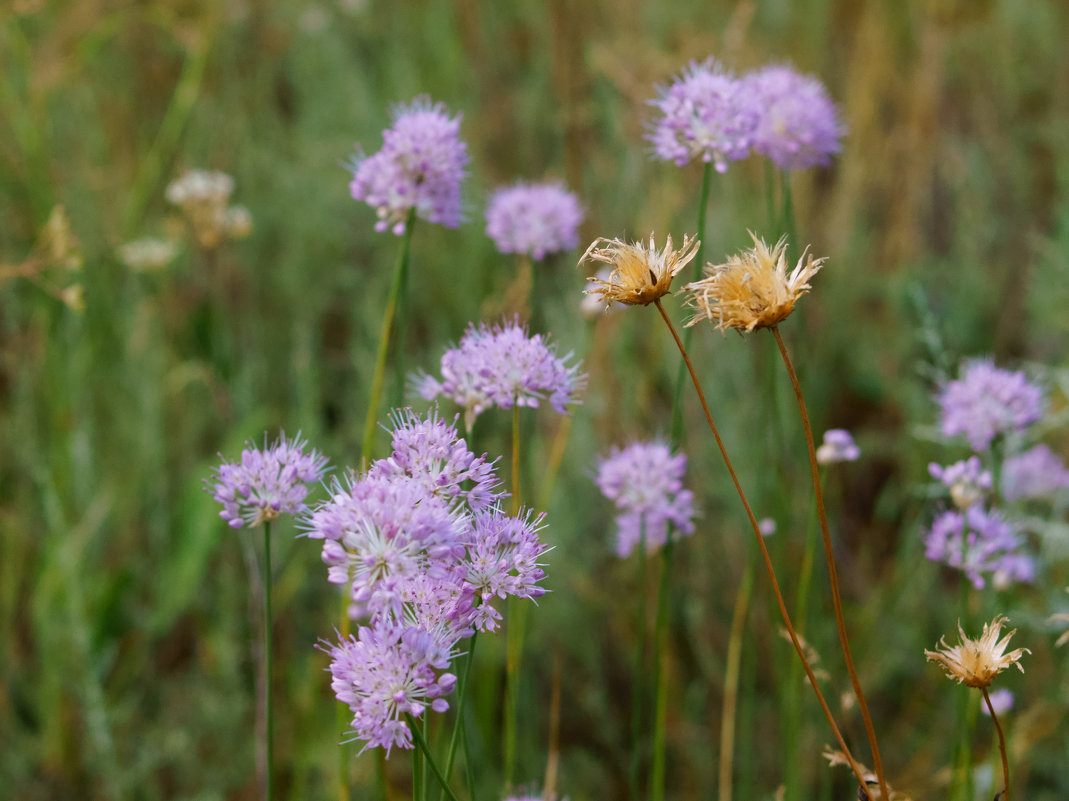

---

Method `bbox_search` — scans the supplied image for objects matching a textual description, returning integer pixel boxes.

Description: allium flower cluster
[647,59,844,172]
[1001,444,1069,502]
[924,505,1034,589]
[485,181,584,260]
[647,58,758,172]
[937,360,1044,452]
[415,318,585,430]
[207,433,328,529]
[595,441,696,557]
[308,410,550,753]
[743,65,846,169]
[816,429,860,464]
[349,97,469,234]
[929,457,992,510]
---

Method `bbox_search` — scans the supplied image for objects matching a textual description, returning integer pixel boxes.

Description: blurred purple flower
[982,687,1014,716]
[369,408,504,511]
[816,428,860,464]
[207,432,327,529]
[1002,444,1069,502]
[937,360,1044,452]
[595,441,696,557]
[924,505,1034,589]
[485,181,584,260]
[647,58,757,172]
[415,318,585,430]
[349,96,469,234]
[929,456,993,510]
[743,65,845,169]
[326,620,458,754]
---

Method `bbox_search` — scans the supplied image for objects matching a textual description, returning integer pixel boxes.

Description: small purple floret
[937,360,1044,452]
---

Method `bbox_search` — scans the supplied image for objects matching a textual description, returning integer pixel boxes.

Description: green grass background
[2,0,1068,799]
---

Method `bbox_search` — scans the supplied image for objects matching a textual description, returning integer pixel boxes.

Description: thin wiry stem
[653,299,869,792]
[262,521,275,801]
[719,555,754,801]
[770,325,889,801]
[982,687,1011,801]
[406,714,461,801]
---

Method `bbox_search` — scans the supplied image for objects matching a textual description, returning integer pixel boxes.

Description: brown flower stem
[982,687,1011,801]
[653,299,870,792]
[770,325,889,801]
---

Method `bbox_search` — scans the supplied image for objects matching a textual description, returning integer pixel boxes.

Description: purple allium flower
[306,474,467,616]
[464,508,549,632]
[368,408,504,511]
[326,620,458,754]
[937,360,1044,452]
[647,58,758,172]
[349,97,469,235]
[485,181,584,260]
[815,428,860,464]
[758,517,777,537]
[982,688,1014,717]
[415,318,585,430]
[929,456,993,510]
[1002,444,1069,502]
[924,505,1034,589]
[595,441,696,557]
[742,65,845,170]
[207,433,328,529]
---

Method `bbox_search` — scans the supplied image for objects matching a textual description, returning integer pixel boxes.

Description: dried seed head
[579,233,699,309]
[925,614,1030,689]
[683,232,824,332]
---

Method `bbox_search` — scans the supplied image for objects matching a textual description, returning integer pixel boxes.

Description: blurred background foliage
[1,0,1067,799]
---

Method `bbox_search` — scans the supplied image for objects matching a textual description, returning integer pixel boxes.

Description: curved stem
[770,325,889,801]
[653,300,869,792]
[982,687,1011,801]
[361,209,417,466]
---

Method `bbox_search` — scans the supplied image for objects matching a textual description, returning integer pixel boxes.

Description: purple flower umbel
[743,65,845,170]
[1002,444,1069,502]
[937,360,1044,452]
[485,181,584,260]
[647,58,757,172]
[327,620,458,754]
[415,318,585,430]
[595,441,696,557]
[349,97,469,234]
[208,433,328,529]
[924,505,1034,589]
[815,428,860,464]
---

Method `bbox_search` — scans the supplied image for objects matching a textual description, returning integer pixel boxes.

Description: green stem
[441,632,479,800]
[669,162,713,447]
[719,553,754,801]
[649,536,673,801]
[504,403,524,787]
[771,326,890,801]
[361,209,417,466]
[630,526,648,801]
[263,521,274,801]
[982,687,1011,801]
[780,169,798,256]
[406,714,461,801]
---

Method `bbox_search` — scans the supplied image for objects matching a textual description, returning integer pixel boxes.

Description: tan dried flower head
[683,232,825,332]
[579,233,700,308]
[925,615,1030,688]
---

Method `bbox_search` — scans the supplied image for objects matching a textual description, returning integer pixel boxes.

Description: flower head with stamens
[579,234,700,309]
[684,233,824,332]
[925,615,1030,688]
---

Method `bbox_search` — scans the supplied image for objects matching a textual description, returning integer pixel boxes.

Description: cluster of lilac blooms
[349,97,470,235]
[647,58,844,172]
[936,360,1044,452]
[207,433,328,529]
[815,428,860,464]
[415,317,585,430]
[594,440,696,557]
[484,180,584,260]
[305,410,550,753]
[924,358,1069,588]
